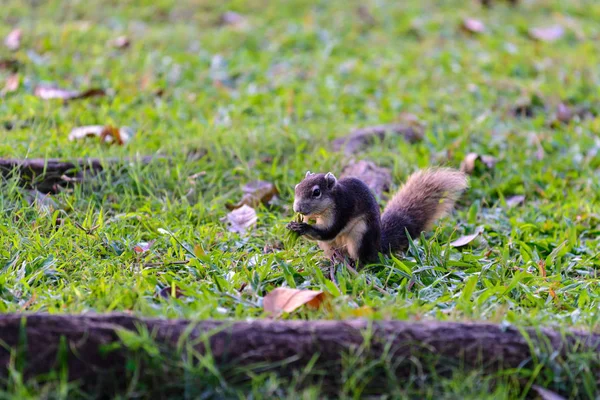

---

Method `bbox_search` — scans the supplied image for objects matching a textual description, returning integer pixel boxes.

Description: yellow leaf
[349,305,374,318]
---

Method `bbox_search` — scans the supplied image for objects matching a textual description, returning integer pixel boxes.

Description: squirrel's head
[292,171,337,217]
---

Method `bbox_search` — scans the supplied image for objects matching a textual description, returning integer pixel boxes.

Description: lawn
[1,0,599,398]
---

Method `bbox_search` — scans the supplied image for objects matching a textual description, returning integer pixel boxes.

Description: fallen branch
[0,156,166,193]
[0,314,597,395]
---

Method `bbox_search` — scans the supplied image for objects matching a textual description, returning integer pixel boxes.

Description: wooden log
[0,156,165,193]
[0,314,598,395]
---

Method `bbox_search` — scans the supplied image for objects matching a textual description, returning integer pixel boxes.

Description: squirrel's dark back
[336,177,382,245]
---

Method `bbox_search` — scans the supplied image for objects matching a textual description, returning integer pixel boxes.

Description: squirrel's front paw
[286,221,309,235]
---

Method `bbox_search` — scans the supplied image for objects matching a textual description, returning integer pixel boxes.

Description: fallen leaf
[219,11,248,29]
[461,18,485,34]
[532,385,566,400]
[263,288,327,314]
[451,227,483,248]
[226,180,279,210]
[100,125,132,145]
[332,124,423,154]
[340,160,391,197]
[68,125,135,145]
[551,102,595,126]
[556,103,572,123]
[226,204,257,233]
[0,74,19,96]
[460,153,497,175]
[157,285,184,299]
[111,35,130,49]
[34,86,106,101]
[529,25,564,42]
[133,240,155,254]
[4,29,22,51]
[505,195,525,208]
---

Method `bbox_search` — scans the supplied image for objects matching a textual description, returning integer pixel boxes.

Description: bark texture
[0,314,598,394]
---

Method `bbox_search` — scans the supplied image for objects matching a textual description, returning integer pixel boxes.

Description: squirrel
[286,168,468,265]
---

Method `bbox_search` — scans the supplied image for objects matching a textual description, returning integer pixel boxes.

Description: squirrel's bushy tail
[380,168,468,253]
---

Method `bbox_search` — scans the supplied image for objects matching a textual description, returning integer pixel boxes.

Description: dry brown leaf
[34,86,106,101]
[529,25,565,42]
[1,74,19,96]
[532,385,566,400]
[451,227,483,248]
[68,125,134,145]
[4,29,22,51]
[111,36,130,49]
[332,124,423,154]
[461,18,485,34]
[226,181,279,210]
[556,103,573,124]
[263,287,327,314]
[460,152,497,175]
[340,160,391,197]
[505,195,525,208]
[226,204,257,233]
[133,240,155,254]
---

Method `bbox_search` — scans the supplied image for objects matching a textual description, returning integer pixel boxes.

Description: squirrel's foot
[286,221,309,235]
[330,249,351,265]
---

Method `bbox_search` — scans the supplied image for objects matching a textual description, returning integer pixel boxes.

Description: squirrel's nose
[293,202,306,214]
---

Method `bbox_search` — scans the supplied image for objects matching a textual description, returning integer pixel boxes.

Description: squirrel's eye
[312,188,321,197]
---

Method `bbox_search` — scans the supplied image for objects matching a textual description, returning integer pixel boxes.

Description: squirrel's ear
[324,172,337,189]
[305,171,312,178]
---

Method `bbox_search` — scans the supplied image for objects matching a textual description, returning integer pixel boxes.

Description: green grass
[1,0,599,397]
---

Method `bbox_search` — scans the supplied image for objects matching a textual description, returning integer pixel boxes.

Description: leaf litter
[225,204,257,233]
[68,125,135,145]
[34,86,106,101]
[226,180,279,210]
[340,160,391,197]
